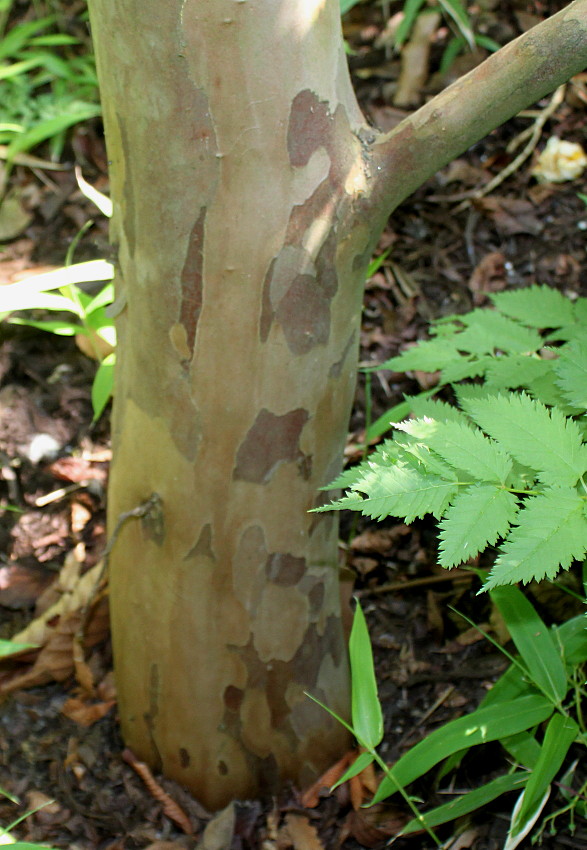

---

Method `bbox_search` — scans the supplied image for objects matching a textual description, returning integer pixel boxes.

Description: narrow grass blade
[91,353,115,421]
[331,751,374,790]
[512,713,578,834]
[371,695,552,804]
[490,586,567,704]
[350,602,383,749]
[401,772,528,834]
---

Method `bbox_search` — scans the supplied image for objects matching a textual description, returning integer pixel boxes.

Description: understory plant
[316,284,587,844]
[0,785,57,848]
[322,285,587,590]
[0,177,114,420]
[0,4,100,160]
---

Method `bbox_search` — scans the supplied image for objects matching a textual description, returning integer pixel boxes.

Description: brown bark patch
[224,685,244,713]
[178,206,206,358]
[276,273,330,354]
[233,408,310,483]
[287,90,333,167]
[184,522,214,561]
[265,553,306,586]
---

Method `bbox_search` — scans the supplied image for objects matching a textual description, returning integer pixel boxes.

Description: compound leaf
[485,489,587,588]
[484,355,553,392]
[452,311,542,356]
[381,337,459,373]
[492,285,574,329]
[421,420,512,484]
[439,485,518,567]
[326,461,457,522]
[555,338,587,410]
[462,393,587,487]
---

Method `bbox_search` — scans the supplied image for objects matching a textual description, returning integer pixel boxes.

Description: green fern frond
[397,418,512,484]
[380,337,458,373]
[484,355,553,391]
[485,489,587,588]
[438,484,519,567]
[329,460,458,522]
[554,338,587,410]
[491,285,575,329]
[462,393,587,488]
[451,310,542,355]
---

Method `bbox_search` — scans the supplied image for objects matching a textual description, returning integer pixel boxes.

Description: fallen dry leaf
[195,802,234,849]
[123,749,194,836]
[473,197,543,236]
[61,696,116,726]
[278,813,323,850]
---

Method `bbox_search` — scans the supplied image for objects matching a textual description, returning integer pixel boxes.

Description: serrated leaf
[349,603,383,749]
[484,489,587,588]
[339,461,458,522]
[492,285,574,329]
[453,311,542,356]
[440,356,493,384]
[484,355,553,391]
[407,396,469,424]
[438,485,518,567]
[462,393,587,487]
[371,695,552,804]
[421,420,513,483]
[381,337,459,373]
[555,338,587,410]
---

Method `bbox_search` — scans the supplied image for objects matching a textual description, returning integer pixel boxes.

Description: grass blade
[349,602,383,749]
[490,586,567,704]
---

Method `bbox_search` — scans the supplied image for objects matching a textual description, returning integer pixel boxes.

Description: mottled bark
[87,0,587,810]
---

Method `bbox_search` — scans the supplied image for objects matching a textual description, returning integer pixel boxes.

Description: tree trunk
[87,0,587,810]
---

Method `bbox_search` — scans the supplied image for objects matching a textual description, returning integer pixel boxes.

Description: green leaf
[419,419,513,484]
[452,311,542,356]
[555,613,587,666]
[485,489,587,588]
[500,730,542,770]
[484,355,553,392]
[437,0,474,48]
[511,714,578,836]
[334,461,458,522]
[371,695,552,803]
[440,356,492,384]
[492,285,575,329]
[381,337,459,373]
[555,338,587,410]
[401,772,528,835]
[0,638,38,657]
[490,586,567,703]
[406,396,468,425]
[91,353,115,421]
[0,261,114,313]
[332,751,375,790]
[462,393,587,488]
[438,485,518,567]
[394,0,426,48]
[8,318,79,335]
[349,602,383,749]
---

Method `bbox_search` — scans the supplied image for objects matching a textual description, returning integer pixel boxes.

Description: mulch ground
[1,1,587,848]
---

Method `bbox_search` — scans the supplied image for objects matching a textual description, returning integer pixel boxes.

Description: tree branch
[367,0,587,217]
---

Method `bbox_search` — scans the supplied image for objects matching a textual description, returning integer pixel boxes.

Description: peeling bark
[87,0,587,810]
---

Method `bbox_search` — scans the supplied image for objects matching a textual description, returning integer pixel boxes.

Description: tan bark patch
[252,584,309,663]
